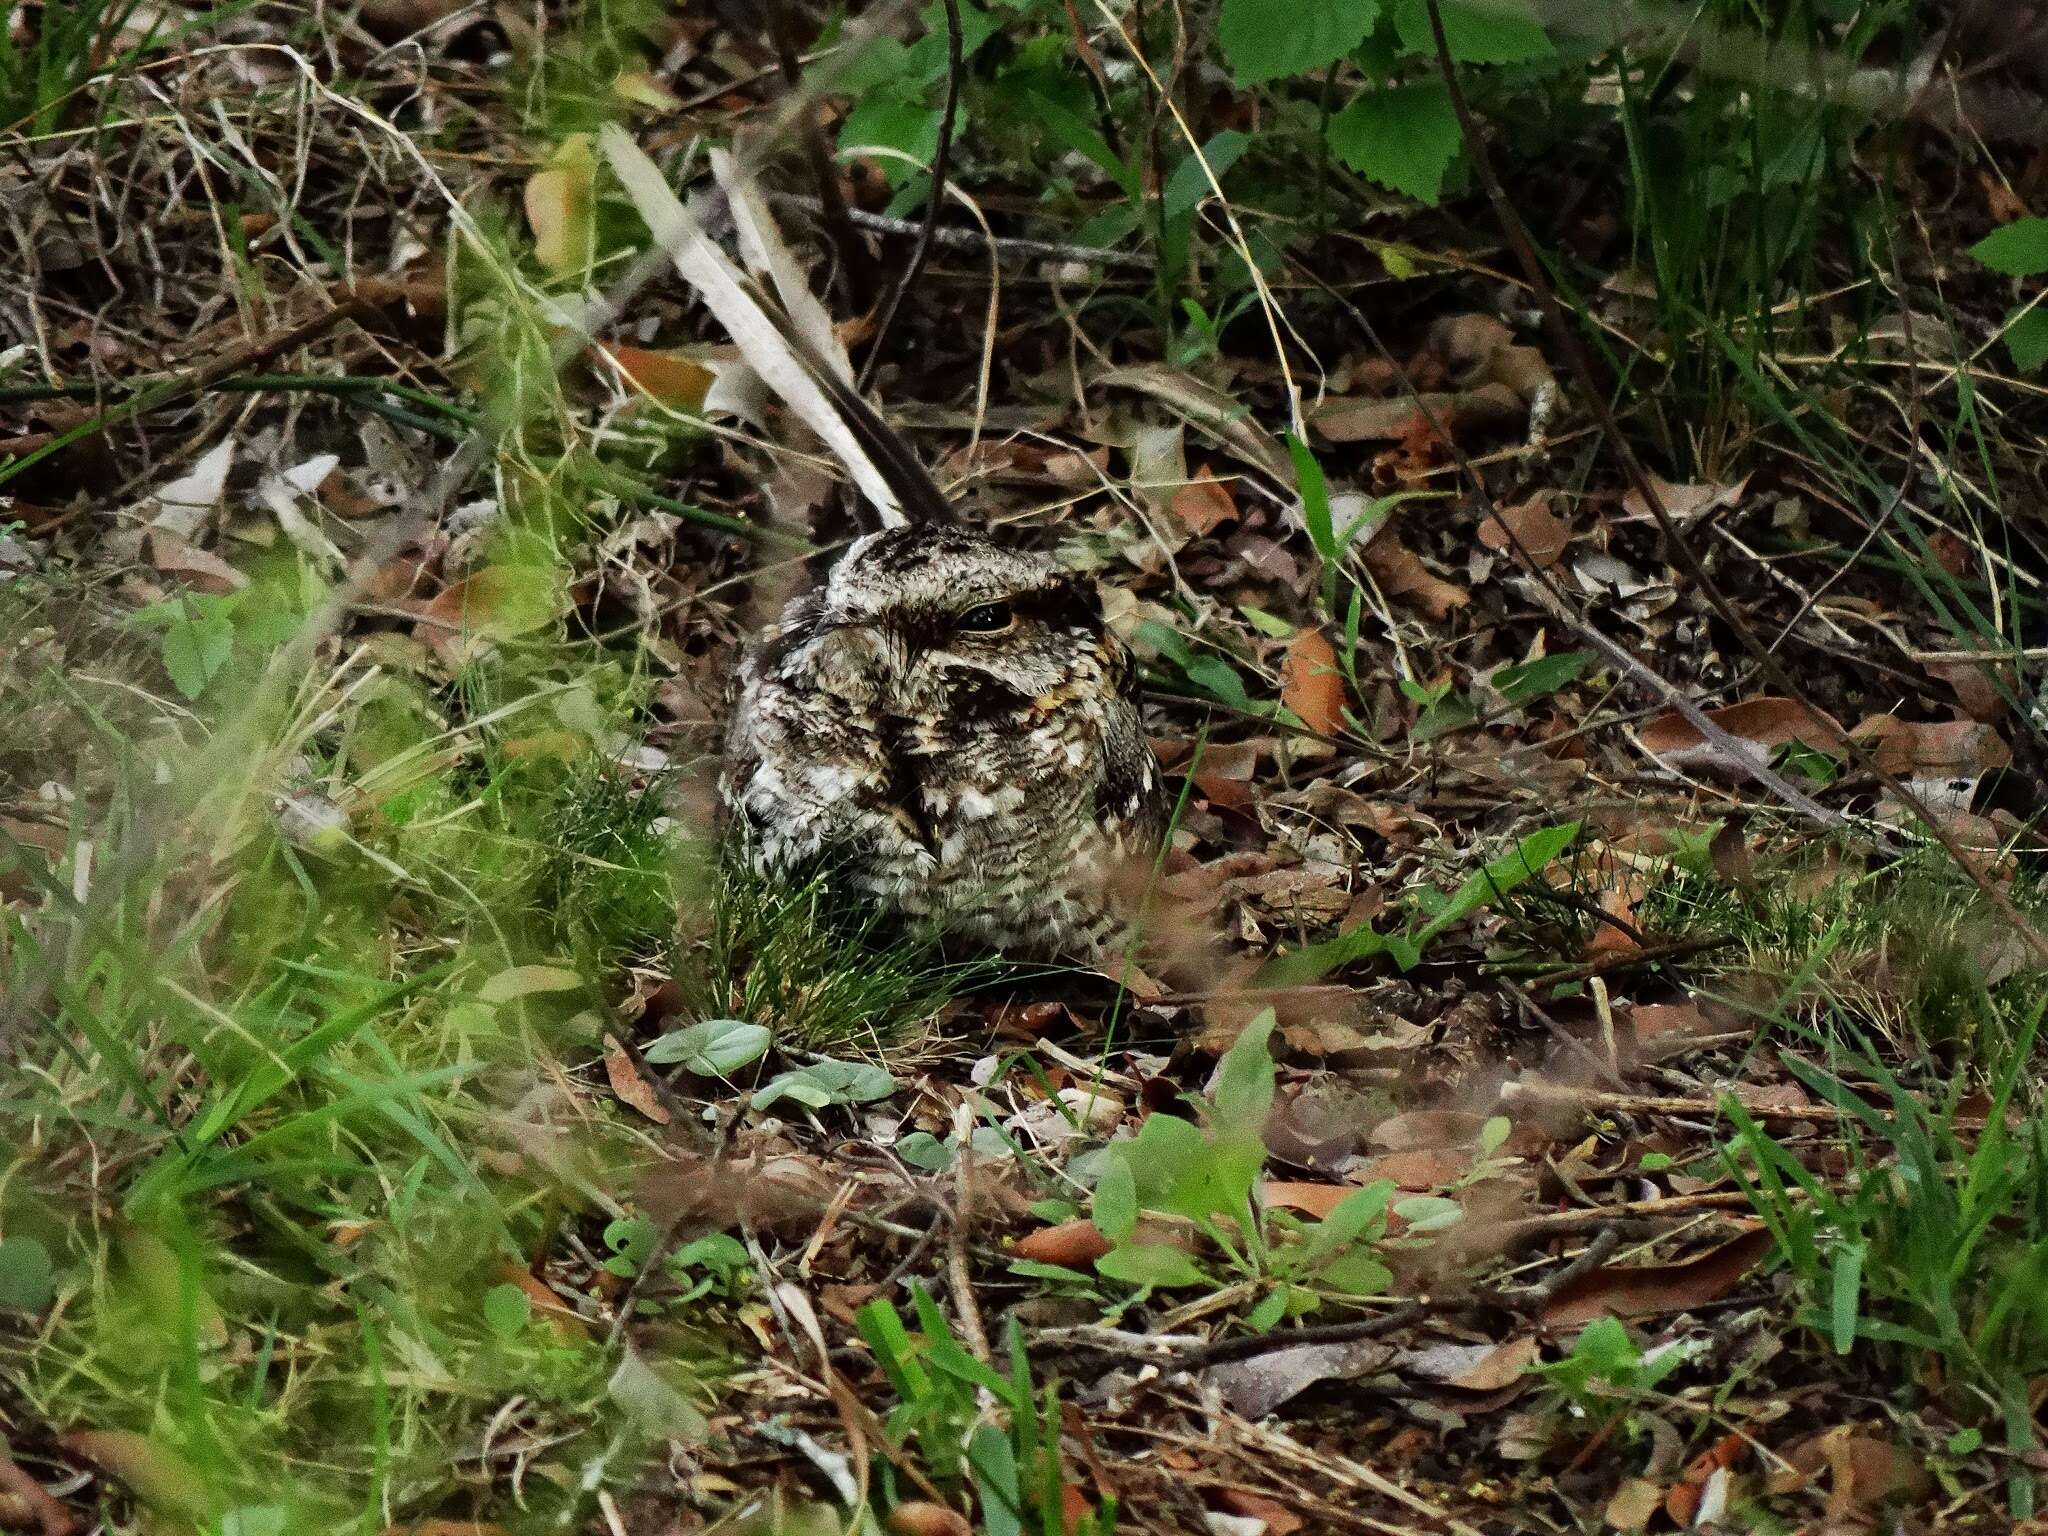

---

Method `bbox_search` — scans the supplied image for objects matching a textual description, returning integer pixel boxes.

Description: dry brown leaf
[1769,1426,1930,1521]
[0,1449,79,1536]
[599,343,715,409]
[1364,534,1469,620]
[886,1502,973,1536]
[1851,715,2011,779]
[1621,472,1747,526]
[1479,493,1571,568]
[603,1039,670,1124]
[1604,1476,1665,1532]
[1638,696,1846,774]
[1371,1109,1487,1152]
[1215,1489,1304,1535]
[1011,1219,1112,1268]
[1399,1334,1539,1392]
[139,529,247,594]
[1169,465,1238,535]
[1626,1001,1712,1044]
[1542,1227,1772,1326]
[1280,628,1347,735]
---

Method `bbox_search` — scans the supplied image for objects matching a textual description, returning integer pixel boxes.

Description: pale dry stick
[947,1103,993,1365]
[772,193,1157,270]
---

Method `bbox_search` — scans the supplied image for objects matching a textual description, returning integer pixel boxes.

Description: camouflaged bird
[724,519,1167,958]
[611,140,1167,957]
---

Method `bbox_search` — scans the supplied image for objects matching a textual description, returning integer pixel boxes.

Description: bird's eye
[955,601,1014,634]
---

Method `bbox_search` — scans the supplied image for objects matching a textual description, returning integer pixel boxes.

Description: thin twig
[857,0,964,389]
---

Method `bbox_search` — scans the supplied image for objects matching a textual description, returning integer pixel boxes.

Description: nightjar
[724,522,1168,958]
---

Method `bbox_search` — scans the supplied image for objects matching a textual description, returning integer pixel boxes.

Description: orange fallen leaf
[1169,466,1238,535]
[1281,628,1347,735]
[1011,1219,1112,1268]
[58,1432,207,1517]
[1542,1228,1772,1326]
[1216,1489,1303,1535]
[599,343,715,410]
[1260,1181,1358,1219]
[1665,1430,1748,1524]
[886,1502,972,1536]
[603,1038,670,1124]
[1364,533,1469,620]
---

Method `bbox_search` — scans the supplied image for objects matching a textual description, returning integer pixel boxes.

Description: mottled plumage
[723,525,1166,957]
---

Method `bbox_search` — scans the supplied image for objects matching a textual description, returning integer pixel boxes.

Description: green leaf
[839,90,948,185]
[752,1058,898,1112]
[1394,0,1551,63]
[1212,1007,1277,1140]
[1164,130,1251,218]
[1219,0,1380,86]
[1490,650,1592,705]
[1969,217,2048,276]
[1246,1287,1290,1332]
[0,1235,54,1311]
[1830,1242,1864,1355]
[159,606,234,700]
[482,1281,532,1338]
[2003,306,2048,372]
[1392,1194,1465,1233]
[1288,432,1335,562]
[1409,820,1580,948]
[1326,81,1462,204]
[1314,1247,1394,1296]
[895,1131,953,1170]
[1095,1241,1210,1289]
[1093,1155,1139,1244]
[643,1018,772,1076]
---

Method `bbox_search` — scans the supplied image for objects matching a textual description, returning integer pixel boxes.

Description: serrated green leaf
[1327,82,1461,205]
[2003,306,2048,372]
[1970,217,2048,276]
[1219,0,1380,85]
[1394,0,1550,62]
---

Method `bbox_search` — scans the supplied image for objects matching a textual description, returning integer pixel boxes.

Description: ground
[6,1,2048,1533]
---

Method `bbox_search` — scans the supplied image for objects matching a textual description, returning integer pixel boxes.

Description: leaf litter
[3,3,2048,1534]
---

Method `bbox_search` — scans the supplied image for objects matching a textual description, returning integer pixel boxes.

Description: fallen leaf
[1638,696,1846,775]
[1620,472,1747,526]
[1605,1476,1665,1532]
[1169,465,1238,535]
[1205,1337,1399,1417]
[1280,628,1347,735]
[0,1449,79,1536]
[886,1502,973,1536]
[1371,1109,1487,1153]
[603,1039,670,1124]
[1479,493,1571,569]
[1398,1334,1538,1392]
[1363,533,1469,620]
[1215,1489,1303,1535]
[1260,1181,1358,1220]
[1542,1227,1773,1326]
[1851,715,2011,780]
[1626,1001,1713,1044]
[599,343,715,409]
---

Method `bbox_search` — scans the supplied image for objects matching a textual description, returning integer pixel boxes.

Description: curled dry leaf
[1280,629,1347,735]
[603,1039,670,1124]
[1638,696,1846,775]
[1011,1218,1113,1268]
[1478,493,1571,569]
[1363,534,1469,620]
[1664,1431,1748,1526]
[1541,1227,1773,1326]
